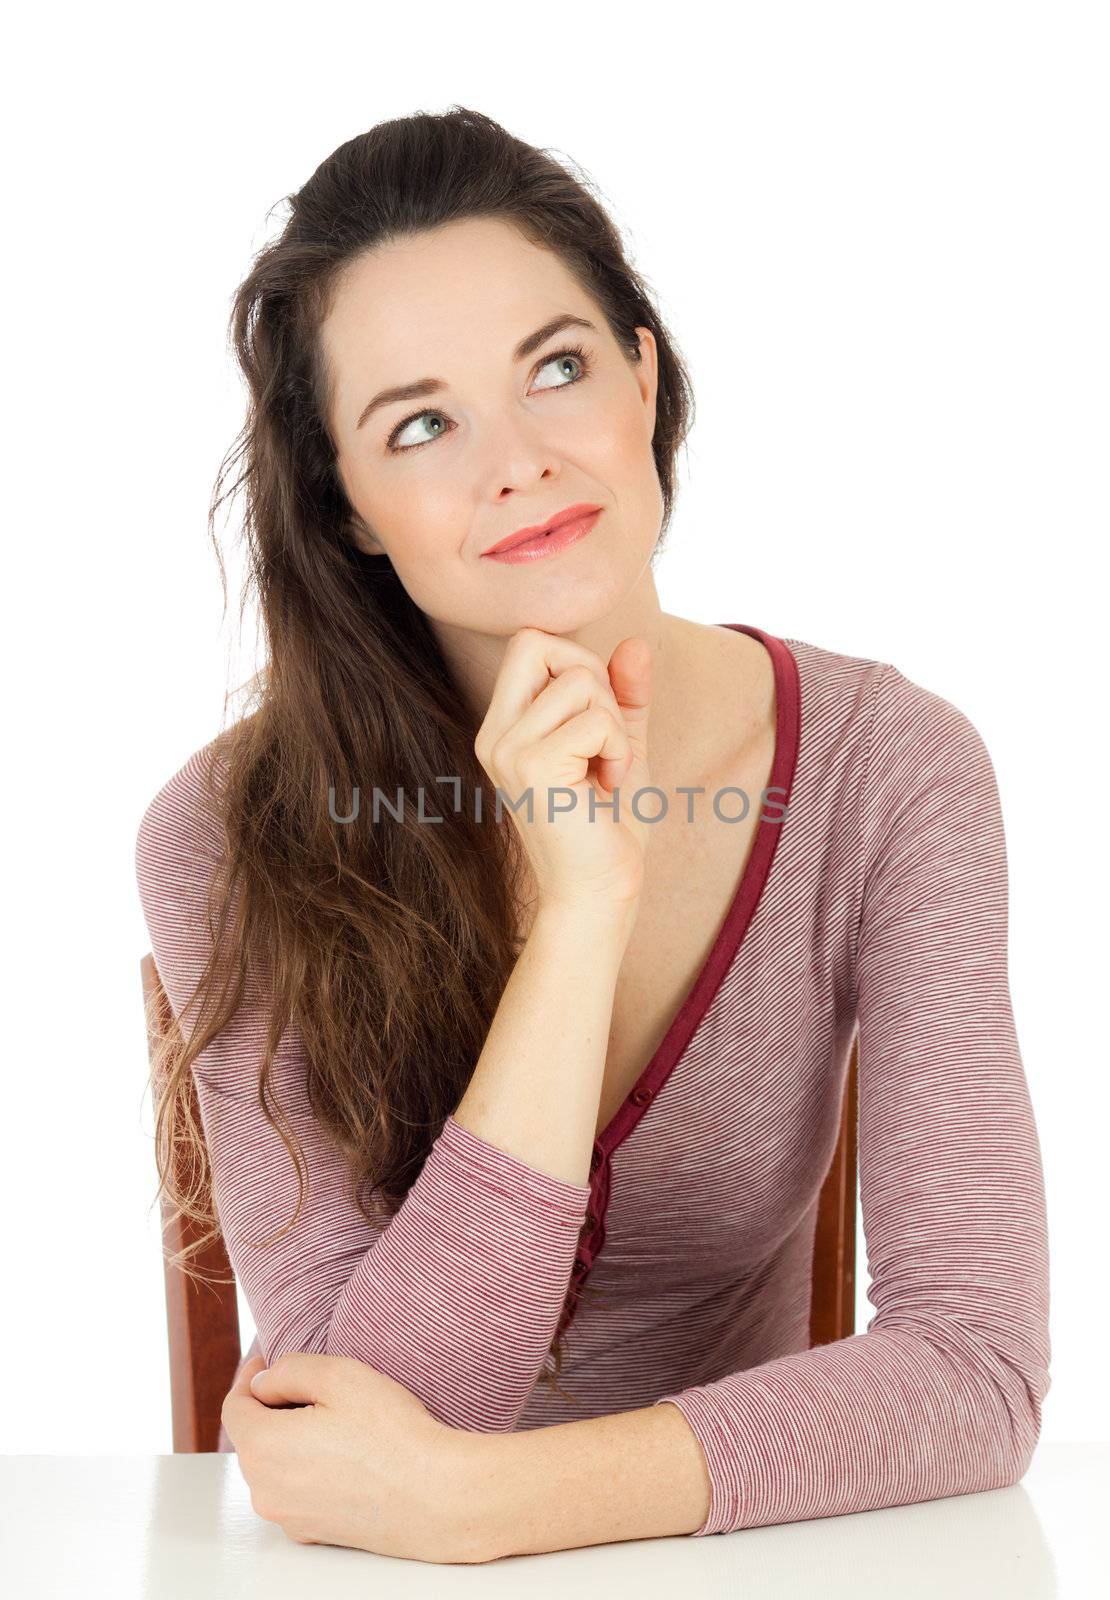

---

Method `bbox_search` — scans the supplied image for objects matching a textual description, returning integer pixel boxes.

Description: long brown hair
[148,104,695,1399]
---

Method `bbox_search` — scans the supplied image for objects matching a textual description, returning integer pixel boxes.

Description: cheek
[374,502,470,612]
[361,476,458,567]
[403,496,467,573]
[603,404,665,535]
[580,392,654,476]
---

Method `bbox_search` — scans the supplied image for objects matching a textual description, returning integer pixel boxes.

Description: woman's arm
[450,895,636,1186]
[630,666,1051,1537]
[475,1393,713,1556]
[215,665,1053,1559]
[438,667,1051,1556]
[222,1351,712,1562]
[136,747,628,1433]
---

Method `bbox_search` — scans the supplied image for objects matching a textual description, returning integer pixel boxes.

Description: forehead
[320,217,589,412]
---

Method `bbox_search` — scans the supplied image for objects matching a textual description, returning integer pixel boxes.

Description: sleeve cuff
[437,1112,594,1219]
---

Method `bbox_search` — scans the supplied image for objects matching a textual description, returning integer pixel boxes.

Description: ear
[633,326,659,437]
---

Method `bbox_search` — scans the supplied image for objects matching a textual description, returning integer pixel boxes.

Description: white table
[1,1442,1102,1596]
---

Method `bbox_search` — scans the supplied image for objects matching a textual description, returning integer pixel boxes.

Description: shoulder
[871,659,987,748]
[864,661,998,810]
[135,738,231,912]
[783,633,992,772]
[778,631,891,746]
[852,662,1006,906]
[135,732,256,1028]
[133,735,245,1018]
[775,635,1004,871]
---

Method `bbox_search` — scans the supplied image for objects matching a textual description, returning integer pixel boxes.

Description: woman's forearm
[451,898,637,1186]
[456,1399,711,1560]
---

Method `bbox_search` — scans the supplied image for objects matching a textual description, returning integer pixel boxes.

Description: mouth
[480,508,602,564]
[481,502,603,559]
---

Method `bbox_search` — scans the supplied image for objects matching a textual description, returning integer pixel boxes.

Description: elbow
[996,1355,1050,1487]
[990,1306,1052,1487]
[950,1349,1048,1494]
[248,1280,367,1366]
[1001,1427,1039,1489]
[877,1310,1051,1493]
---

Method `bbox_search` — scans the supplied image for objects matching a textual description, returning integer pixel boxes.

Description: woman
[137,105,1051,1564]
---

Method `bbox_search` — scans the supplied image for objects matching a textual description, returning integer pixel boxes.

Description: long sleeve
[652,664,1051,1536]
[136,746,592,1431]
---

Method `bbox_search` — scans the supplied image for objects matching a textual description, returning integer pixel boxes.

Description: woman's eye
[386,345,591,453]
[532,349,586,391]
[389,411,450,452]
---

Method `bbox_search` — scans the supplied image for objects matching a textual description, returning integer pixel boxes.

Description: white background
[2,0,1105,1468]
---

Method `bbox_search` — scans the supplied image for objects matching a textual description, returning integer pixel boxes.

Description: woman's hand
[221,1353,498,1565]
[474,627,654,913]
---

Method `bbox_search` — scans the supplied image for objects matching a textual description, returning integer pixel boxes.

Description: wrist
[445,1403,712,1560]
[533,894,640,947]
[440,1426,516,1565]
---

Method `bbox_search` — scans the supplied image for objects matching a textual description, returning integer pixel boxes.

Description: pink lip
[481,508,602,564]
[482,503,602,558]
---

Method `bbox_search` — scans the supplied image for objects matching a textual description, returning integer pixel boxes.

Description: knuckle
[566,662,597,693]
[507,627,539,656]
[515,749,542,786]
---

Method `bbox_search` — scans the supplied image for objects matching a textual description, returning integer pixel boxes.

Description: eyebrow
[353,313,599,432]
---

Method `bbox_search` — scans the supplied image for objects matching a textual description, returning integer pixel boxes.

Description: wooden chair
[809,1032,859,1349]
[142,952,242,1452]
[141,951,859,1451]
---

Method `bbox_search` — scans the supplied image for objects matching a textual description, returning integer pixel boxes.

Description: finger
[606,636,652,750]
[232,1355,268,1395]
[596,636,652,790]
[248,1351,336,1406]
[478,629,612,755]
[494,664,623,776]
[222,1356,270,1444]
[533,706,631,791]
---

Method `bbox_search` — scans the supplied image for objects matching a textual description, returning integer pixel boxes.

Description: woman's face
[319,216,662,639]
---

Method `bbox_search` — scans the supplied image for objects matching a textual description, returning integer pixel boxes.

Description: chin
[500,572,631,637]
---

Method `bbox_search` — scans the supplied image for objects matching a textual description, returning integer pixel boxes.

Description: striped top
[135,623,1051,1537]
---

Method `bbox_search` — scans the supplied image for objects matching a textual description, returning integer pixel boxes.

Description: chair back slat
[810,1033,859,1347]
[141,952,241,1452]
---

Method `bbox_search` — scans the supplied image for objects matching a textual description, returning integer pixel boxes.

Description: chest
[594,737,775,1139]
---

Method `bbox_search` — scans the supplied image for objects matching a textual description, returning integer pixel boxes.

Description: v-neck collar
[558,625,801,1334]
[587,621,801,1164]
[560,624,801,1335]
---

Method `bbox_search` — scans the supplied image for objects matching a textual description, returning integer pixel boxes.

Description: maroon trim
[556,623,802,1338]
